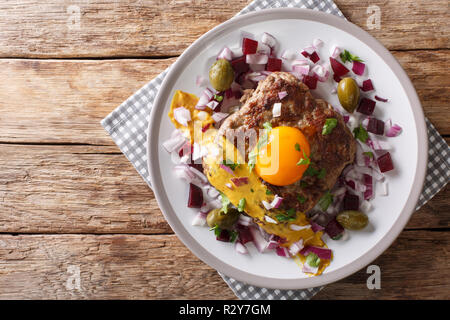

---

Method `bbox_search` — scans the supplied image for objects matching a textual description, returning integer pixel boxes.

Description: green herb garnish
[297,195,306,204]
[229,230,238,243]
[340,49,364,63]
[222,159,240,171]
[295,143,301,151]
[353,124,369,143]
[250,188,254,193]
[303,166,319,176]
[300,181,309,188]
[297,149,311,166]
[318,190,334,211]
[322,118,338,135]
[266,189,273,195]
[220,193,230,214]
[214,94,223,102]
[363,151,374,158]
[209,224,222,237]
[238,198,246,212]
[276,208,297,222]
[306,253,321,267]
[263,122,272,130]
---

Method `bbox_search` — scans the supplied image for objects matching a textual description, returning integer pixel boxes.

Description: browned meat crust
[218,72,356,212]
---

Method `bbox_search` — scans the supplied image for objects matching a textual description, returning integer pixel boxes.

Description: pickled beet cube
[343,193,359,210]
[300,50,309,58]
[266,57,282,71]
[333,73,342,83]
[357,98,376,115]
[377,152,394,173]
[325,218,345,239]
[329,57,349,77]
[309,51,320,64]
[236,225,253,244]
[216,229,230,242]
[231,56,249,74]
[187,183,203,208]
[361,79,374,92]
[302,75,318,90]
[242,38,258,55]
[367,117,385,135]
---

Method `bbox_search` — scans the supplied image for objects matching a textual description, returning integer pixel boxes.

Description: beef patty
[217,72,356,213]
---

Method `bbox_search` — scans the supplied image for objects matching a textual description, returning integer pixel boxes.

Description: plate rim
[147,8,428,289]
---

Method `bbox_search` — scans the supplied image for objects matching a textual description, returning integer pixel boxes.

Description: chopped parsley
[340,49,364,63]
[353,124,369,143]
[238,198,246,212]
[214,94,223,102]
[276,208,297,222]
[297,149,311,166]
[220,193,230,214]
[266,189,273,195]
[306,253,321,267]
[300,181,309,188]
[263,122,272,130]
[318,190,334,211]
[229,230,238,243]
[322,118,338,135]
[304,166,319,176]
[297,195,306,204]
[209,224,222,237]
[295,143,301,151]
[222,159,240,171]
[363,151,374,158]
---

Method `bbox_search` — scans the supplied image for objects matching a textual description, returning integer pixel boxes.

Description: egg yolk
[254,126,310,186]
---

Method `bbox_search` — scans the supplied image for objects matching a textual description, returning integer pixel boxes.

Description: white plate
[147,8,427,289]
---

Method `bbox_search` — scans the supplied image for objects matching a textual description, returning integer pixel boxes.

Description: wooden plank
[0,230,447,299]
[0,0,447,59]
[0,144,448,234]
[0,50,448,146]
[314,229,450,300]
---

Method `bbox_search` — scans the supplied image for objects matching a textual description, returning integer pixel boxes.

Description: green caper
[206,208,240,230]
[336,210,368,230]
[337,77,360,113]
[209,59,234,92]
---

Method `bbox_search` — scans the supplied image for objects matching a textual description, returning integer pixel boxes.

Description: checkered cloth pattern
[101,0,450,300]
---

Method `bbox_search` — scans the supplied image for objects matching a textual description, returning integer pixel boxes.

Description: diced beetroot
[216,229,230,242]
[325,218,345,239]
[357,98,376,115]
[301,50,309,58]
[367,117,385,135]
[266,57,282,71]
[352,61,365,76]
[329,57,349,77]
[225,88,233,99]
[178,142,192,157]
[242,38,258,55]
[333,73,342,83]
[363,174,373,200]
[345,180,356,190]
[302,75,318,90]
[311,221,325,233]
[375,95,389,102]
[187,183,203,208]
[234,90,243,99]
[236,225,253,244]
[231,56,249,74]
[377,152,394,173]
[361,79,374,92]
[309,51,320,64]
[343,193,359,210]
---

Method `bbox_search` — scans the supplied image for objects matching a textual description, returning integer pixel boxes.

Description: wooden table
[0,0,448,300]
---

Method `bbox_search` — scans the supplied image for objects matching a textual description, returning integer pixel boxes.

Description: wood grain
[0,0,447,58]
[0,143,448,234]
[0,230,447,299]
[0,50,448,147]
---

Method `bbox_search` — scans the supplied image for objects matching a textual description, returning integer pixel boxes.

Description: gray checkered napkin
[101,0,450,300]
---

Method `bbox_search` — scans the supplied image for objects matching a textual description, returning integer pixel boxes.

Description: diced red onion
[217,46,233,61]
[329,57,349,77]
[367,136,391,151]
[363,174,373,200]
[312,38,323,48]
[311,221,325,233]
[206,100,219,110]
[246,71,267,81]
[352,61,366,76]
[191,211,207,226]
[195,88,214,109]
[270,195,283,209]
[162,130,186,153]
[278,91,288,100]
[302,263,319,274]
[225,183,233,190]
[292,59,309,66]
[261,32,277,48]
[173,164,205,188]
[212,112,229,123]
[292,64,310,75]
[230,47,243,59]
[289,240,304,256]
[375,95,389,102]
[173,107,191,127]
[385,119,402,137]
[219,164,235,175]
[276,246,290,257]
[192,142,207,161]
[246,53,268,65]
[235,241,249,254]
[231,177,249,186]
[360,199,372,212]
[257,42,271,55]
[272,102,281,117]
[238,214,252,227]
[290,224,311,231]
[330,45,341,58]
[261,200,272,210]
[378,181,389,196]
[264,215,277,224]
[249,226,270,253]
[300,246,332,260]
[249,63,266,72]
[311,64,330,82]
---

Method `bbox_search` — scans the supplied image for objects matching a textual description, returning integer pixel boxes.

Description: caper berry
[206,208,240,230]
[337,77,360,113]
[209,59,234,92]
[336,210,368,230]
